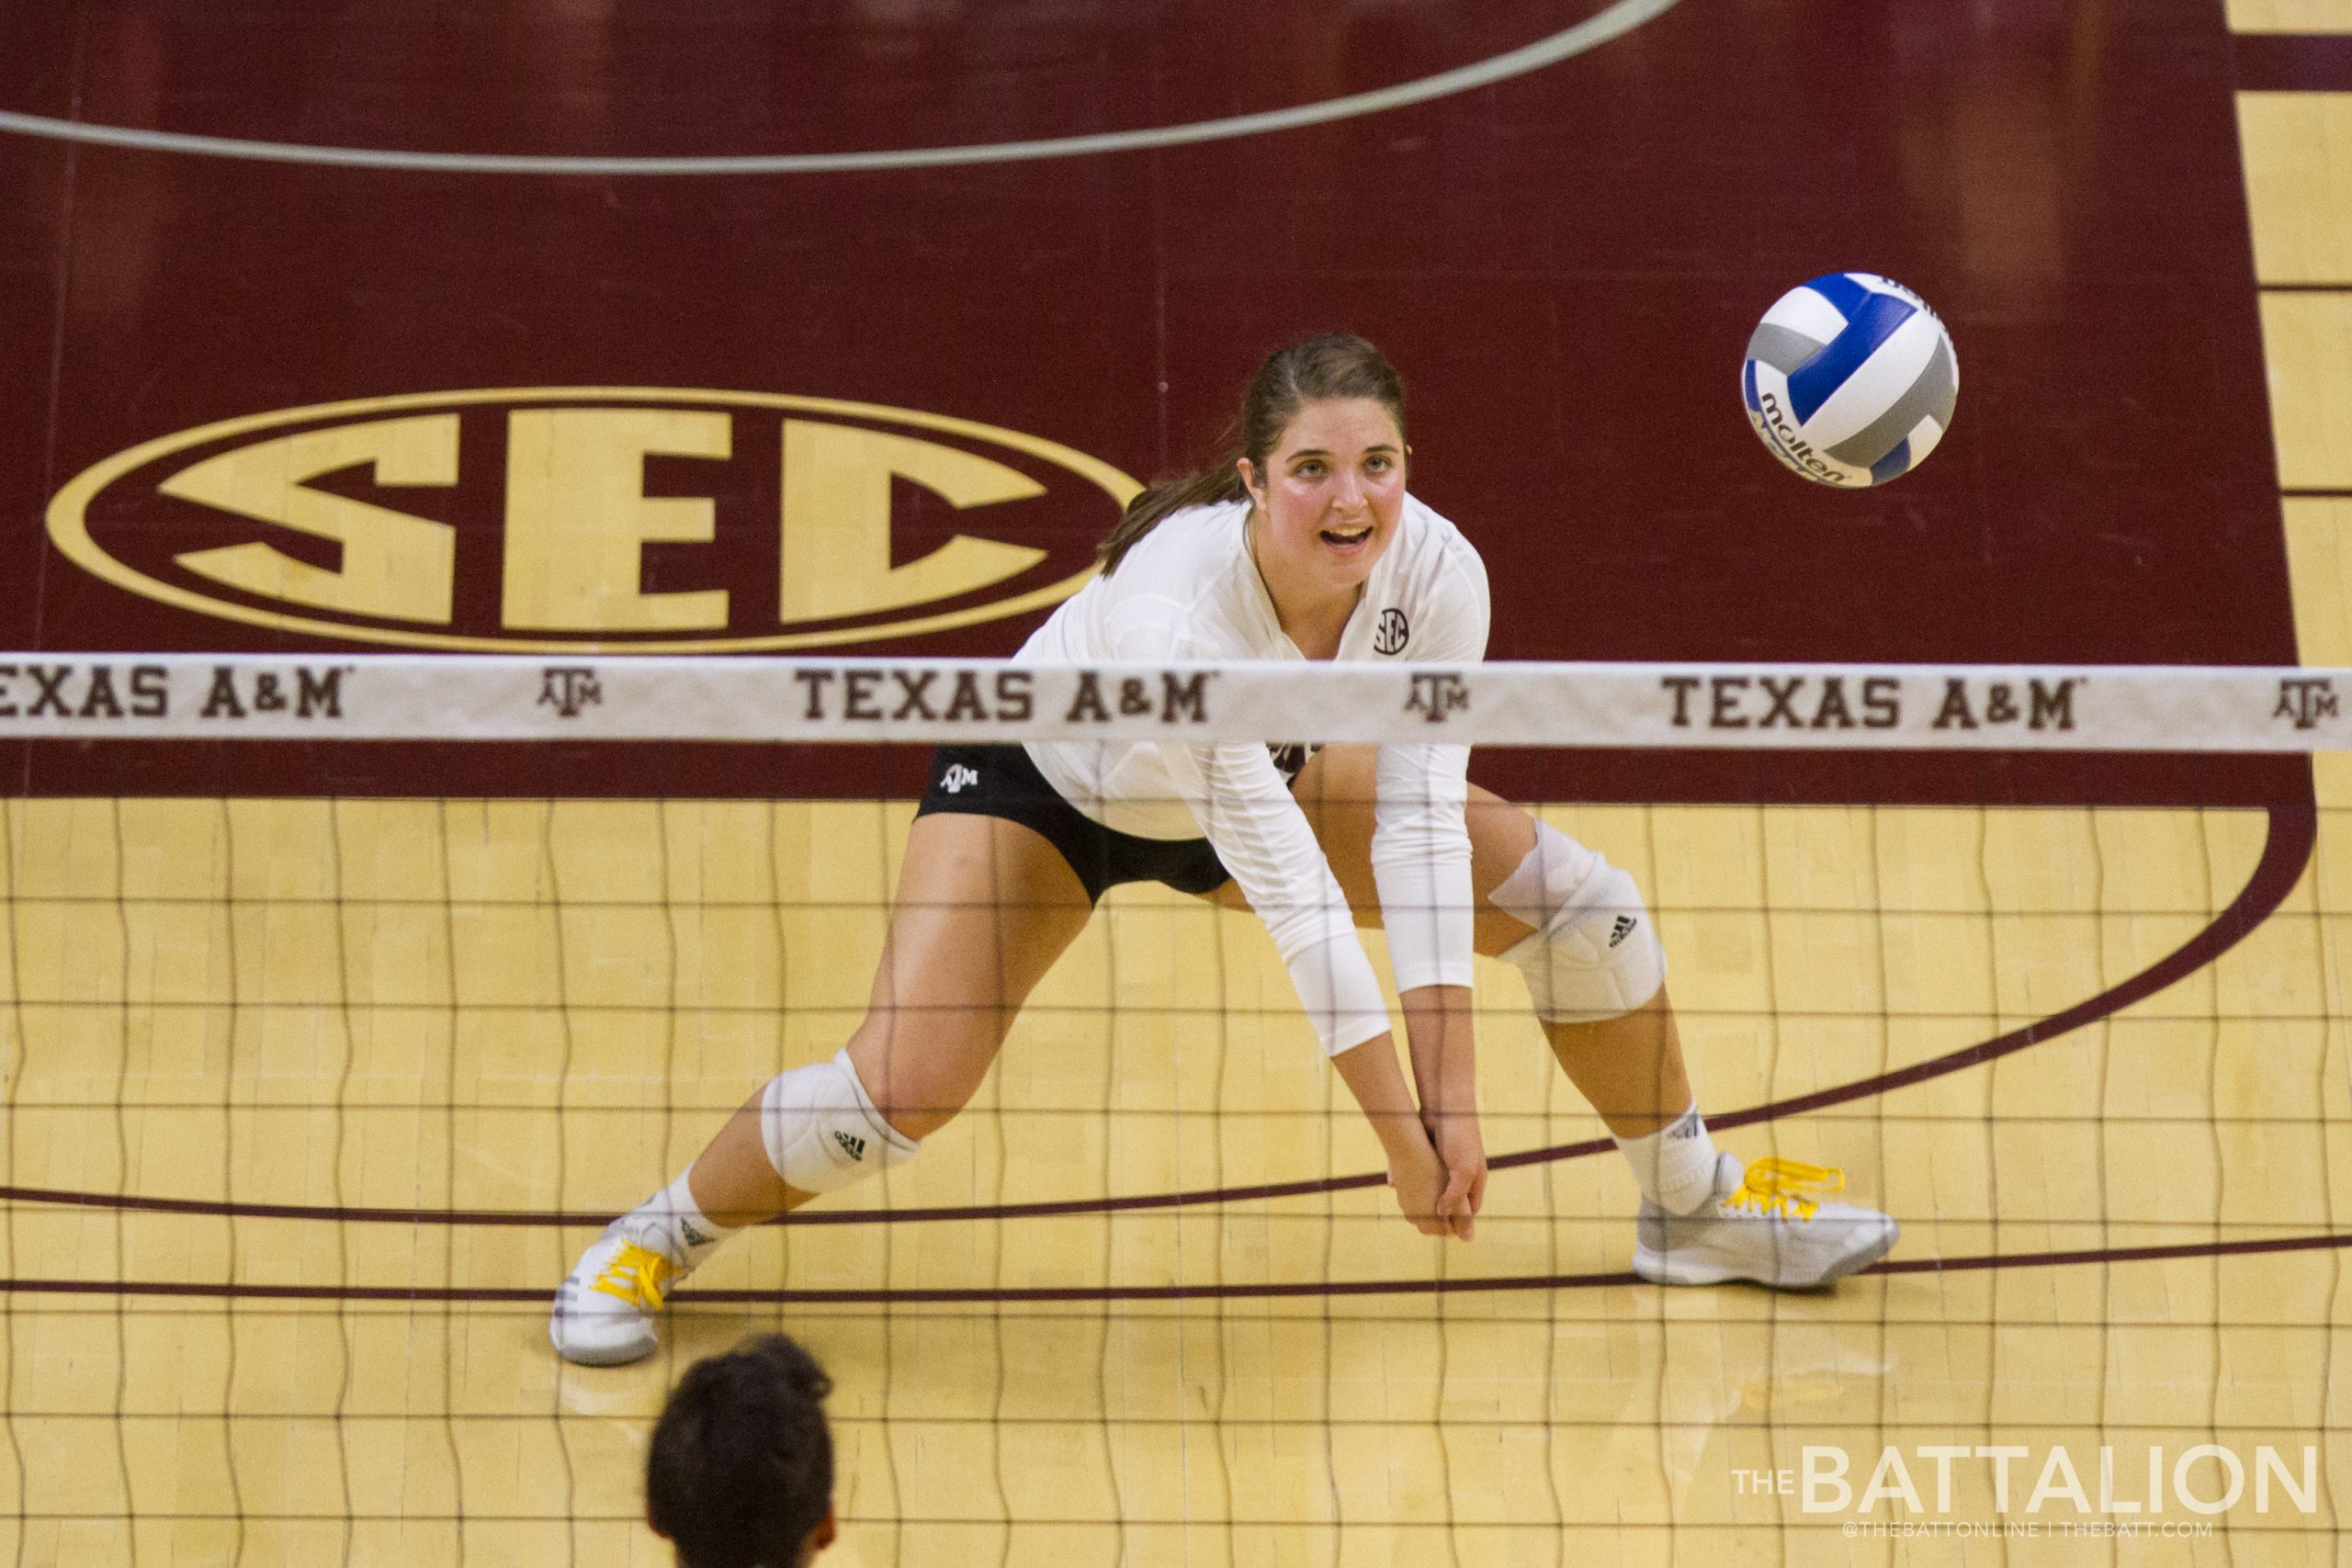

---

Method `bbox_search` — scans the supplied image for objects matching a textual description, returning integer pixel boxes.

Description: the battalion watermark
[1733,1441,2315,1532]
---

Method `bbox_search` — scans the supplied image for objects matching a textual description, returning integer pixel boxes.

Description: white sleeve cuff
[1285,928,1394,1055]
[1374,846,1475,996]
[1395,956,1478,993]
[1371,741,1476,998]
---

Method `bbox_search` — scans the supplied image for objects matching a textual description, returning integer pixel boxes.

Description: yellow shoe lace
[589,1241,677,1312]
[1724,1158,1846,1221]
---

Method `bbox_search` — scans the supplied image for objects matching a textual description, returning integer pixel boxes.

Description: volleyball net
[0,650,2335,1260]
[0,651,2336,748]
[1,651,2343,1559]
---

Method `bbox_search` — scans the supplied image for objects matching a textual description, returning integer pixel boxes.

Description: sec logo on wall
[45,389,1139,652]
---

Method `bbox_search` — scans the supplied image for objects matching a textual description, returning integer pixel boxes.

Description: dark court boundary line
[1,1229,2346,1304]
[0,792,2315,1229]
[2234,32,2352,92]
[4,1106,2341,1126]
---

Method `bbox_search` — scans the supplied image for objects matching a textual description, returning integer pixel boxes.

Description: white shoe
[1632,1153,1898,1290]
[550,1219,691,1366]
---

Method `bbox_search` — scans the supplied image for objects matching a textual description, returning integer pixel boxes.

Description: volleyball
[1742,272,1957,487]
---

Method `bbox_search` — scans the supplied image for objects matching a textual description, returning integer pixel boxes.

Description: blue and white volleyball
[1742,272,1957,487]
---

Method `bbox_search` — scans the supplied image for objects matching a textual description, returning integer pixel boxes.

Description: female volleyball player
[550,333,1898,1365]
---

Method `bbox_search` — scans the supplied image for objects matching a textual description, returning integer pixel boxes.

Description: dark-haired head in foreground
[647,1334,838,1567]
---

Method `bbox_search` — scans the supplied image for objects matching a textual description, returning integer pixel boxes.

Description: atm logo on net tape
[46,389,1138,653]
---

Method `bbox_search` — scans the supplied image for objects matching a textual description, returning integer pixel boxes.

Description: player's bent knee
[760,1049,920,1194]
[1492,822,1667,1023]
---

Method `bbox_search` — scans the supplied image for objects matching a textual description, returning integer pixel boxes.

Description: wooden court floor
[5,5,2352,1566]
[5,792,2350,1568]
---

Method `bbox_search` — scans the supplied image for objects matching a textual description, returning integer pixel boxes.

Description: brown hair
[648,1335,833,1568]
[1098,333,1406,574]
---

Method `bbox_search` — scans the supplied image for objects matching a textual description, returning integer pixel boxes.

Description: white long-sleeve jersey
[1018,494,1490,1055]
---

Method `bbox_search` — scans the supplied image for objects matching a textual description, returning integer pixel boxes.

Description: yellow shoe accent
[589,1240,676,1312]
[1724,1157,1846,1221]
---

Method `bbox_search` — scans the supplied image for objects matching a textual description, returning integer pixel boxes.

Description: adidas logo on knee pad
[1494,838,1666,1023]
[763,1050,920,1194]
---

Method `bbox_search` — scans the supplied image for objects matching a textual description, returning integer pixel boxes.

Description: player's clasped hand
[1386,1120,1484,1241]
[1429,1112,1487,1242]
[1386,1134,1455,1237]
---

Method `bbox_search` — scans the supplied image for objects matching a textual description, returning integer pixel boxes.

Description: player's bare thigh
[845,810,1095,1140]
[1205,744,1541,959]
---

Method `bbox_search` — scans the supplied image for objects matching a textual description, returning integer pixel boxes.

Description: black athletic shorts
[913,743,1231,905]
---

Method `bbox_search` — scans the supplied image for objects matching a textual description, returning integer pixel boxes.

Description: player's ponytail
[1098,333,1407,574]
[1095,447,1248,572]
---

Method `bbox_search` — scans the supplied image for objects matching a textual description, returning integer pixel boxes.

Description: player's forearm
[1401,984,1477,1126]
[1329,1032,1430,1163]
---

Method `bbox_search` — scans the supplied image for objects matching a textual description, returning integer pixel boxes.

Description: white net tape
[0,654,2343,750]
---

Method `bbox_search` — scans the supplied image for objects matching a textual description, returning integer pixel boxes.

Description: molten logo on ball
[1753,389,1849,486]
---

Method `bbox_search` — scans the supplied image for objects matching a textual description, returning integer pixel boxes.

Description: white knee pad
[1493,822,1667,1023]
[761,1049,920,1195]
